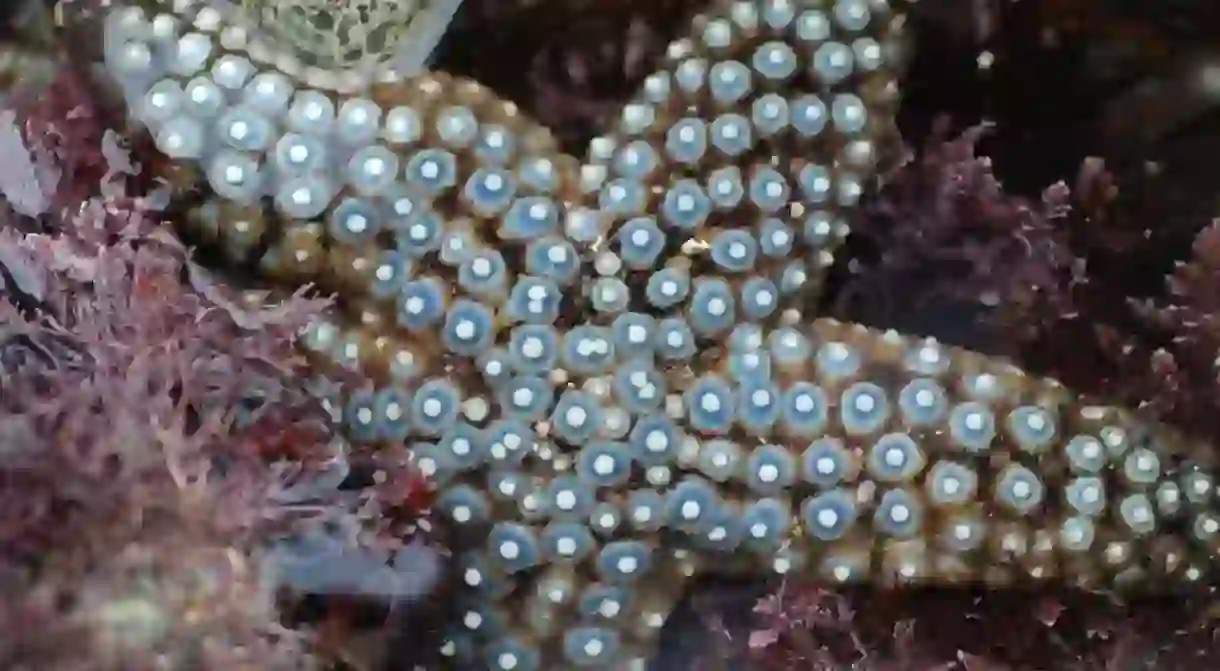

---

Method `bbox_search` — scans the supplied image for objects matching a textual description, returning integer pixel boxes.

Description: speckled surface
[86,0,1220,668]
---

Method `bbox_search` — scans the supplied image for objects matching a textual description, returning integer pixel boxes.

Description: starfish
[80,0,1220,668]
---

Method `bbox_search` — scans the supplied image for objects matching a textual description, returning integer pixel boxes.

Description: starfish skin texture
[79,0,1220,668]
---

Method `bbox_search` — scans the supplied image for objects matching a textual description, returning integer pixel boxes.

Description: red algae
[0,36,438,671]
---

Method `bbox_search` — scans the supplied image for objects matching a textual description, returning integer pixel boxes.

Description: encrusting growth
[232,0,466,82]
[82,0,1220,668]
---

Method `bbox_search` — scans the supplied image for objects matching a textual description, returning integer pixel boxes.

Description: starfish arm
[581,0,907,317]
[296,309,1220,669]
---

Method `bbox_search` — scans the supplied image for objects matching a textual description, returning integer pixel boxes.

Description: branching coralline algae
[88,0,1220,668]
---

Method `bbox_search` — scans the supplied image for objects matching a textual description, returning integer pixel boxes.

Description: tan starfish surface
[82,0,1220,668]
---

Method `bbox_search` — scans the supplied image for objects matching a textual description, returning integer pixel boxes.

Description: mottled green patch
[240,0,453,72]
